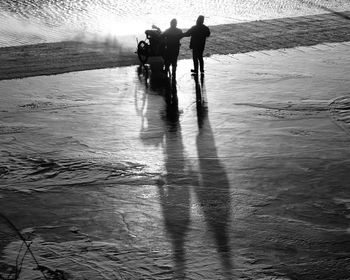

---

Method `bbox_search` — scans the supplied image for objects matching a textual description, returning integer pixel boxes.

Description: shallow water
[1,0,350,47]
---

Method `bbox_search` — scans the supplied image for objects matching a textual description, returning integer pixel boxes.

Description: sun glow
[96,15,148,37]
[85,4,195,38]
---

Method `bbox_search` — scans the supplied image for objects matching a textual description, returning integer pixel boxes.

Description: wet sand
[1,8,350,280]
[0,39,350,279]
[0,11,350,80]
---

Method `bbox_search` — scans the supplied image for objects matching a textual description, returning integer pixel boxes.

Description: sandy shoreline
[0,11,349,81]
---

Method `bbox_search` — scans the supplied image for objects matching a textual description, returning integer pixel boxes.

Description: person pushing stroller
[159,18,184,78]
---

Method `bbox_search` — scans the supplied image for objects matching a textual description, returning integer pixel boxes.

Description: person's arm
[206,26,211,37]
[152,24,161,32]
[182,27,193,38]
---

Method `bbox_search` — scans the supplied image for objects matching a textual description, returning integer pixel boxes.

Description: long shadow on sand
[193,75,234,279]
[158,78,192,279]
[137,66,192,278]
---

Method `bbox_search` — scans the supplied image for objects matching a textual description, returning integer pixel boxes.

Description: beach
[0,11,350,80]
[1,5,350,280]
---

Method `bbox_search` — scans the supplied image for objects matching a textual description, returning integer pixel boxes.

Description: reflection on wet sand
[137,66,192,278]
[194,74,207,127]
[194,75,233,279]
[158,80,192,279]
[136,65,233,278]
[136,65,166,147]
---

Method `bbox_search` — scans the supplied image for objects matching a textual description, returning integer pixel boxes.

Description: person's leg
[164,60,170,74]
[164,51,171,74]
[173,59,178,77]
[170,49,179,77]
[198,49,204,73]
[192,49,199,73]
[168,48,177,75]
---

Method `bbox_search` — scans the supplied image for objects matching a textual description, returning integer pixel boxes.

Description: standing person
[162,18,184,78]
[183,15,210,75]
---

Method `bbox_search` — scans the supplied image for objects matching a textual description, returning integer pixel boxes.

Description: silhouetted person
[162,19,184,78]
[183,15,210,74]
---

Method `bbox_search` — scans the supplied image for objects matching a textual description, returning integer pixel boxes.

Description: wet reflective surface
[1,45,350,279]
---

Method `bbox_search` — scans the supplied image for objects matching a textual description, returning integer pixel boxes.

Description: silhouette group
[151,15,211,78]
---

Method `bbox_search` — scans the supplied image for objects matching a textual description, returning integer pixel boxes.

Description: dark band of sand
[0,11,349,81]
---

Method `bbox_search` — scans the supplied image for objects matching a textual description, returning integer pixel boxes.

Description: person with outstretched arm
[183,15,210,75]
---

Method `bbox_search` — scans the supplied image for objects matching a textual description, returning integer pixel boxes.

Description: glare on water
[0,0,350,46]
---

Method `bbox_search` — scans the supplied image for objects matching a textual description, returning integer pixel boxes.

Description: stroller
[136,26,166,65]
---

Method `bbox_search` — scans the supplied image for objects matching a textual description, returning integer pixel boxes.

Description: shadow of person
[157,79,192,279]
[136,69,192,278]
[194,76,234,279]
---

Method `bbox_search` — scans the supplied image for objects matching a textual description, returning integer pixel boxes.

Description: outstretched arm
[182,28,192,38]
[152,24,161,32]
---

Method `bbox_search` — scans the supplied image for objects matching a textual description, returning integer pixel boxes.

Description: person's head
[170,18,177,28]
[196,15,204,25]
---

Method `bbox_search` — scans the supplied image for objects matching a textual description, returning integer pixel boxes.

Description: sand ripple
[0,151,156,192]
[329,96,350,134]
